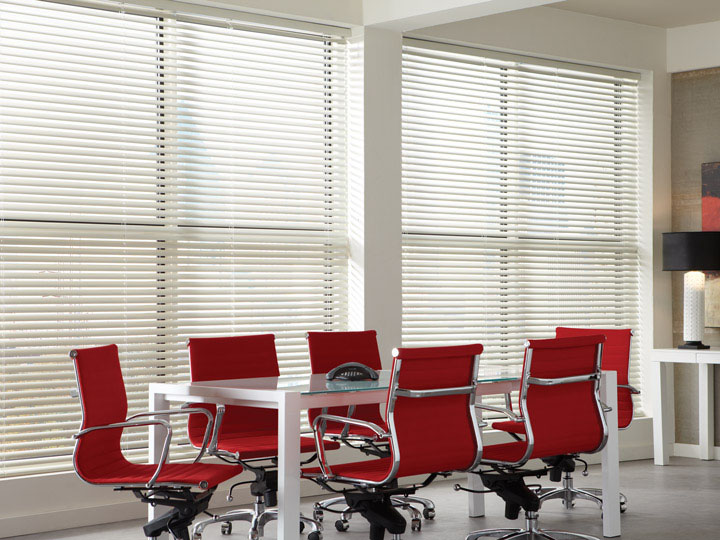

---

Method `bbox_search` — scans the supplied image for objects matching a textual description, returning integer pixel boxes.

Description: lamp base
[679,341,710,350]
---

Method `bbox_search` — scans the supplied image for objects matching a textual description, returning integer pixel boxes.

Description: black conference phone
[326,362,379,381]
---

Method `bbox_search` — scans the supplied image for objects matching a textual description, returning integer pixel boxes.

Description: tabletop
[182,364,522,396]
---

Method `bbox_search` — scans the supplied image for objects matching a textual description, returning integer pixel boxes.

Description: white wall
[667,20,720,73]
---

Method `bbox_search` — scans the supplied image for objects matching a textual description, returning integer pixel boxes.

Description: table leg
[467,472,485,517]
[652,361,674,465]
[699,363,715,460]
[600,370,620,538]
[277,392,301,540]
[148,389,170,540]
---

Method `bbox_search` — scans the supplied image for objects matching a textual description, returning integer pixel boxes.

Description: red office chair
[491,327,636,513]
[71,345,242,540]
[467,335,607,540]
[303,343,484,540]
[185,334,339,540]
[306,330,435,532]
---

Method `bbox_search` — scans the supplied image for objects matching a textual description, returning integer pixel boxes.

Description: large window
[401,39,642,409]
[0,0,347,477]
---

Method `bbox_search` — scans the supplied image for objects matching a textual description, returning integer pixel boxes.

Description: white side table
[652,347,720,464]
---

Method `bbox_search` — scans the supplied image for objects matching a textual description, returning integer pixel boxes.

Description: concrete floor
[14,458,720,540]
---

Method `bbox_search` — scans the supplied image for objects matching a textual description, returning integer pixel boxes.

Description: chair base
[192,497,322,540]
[312,494,432,532]
[137,488,214,540]
[536,473,627,513]
[466,511,600,540]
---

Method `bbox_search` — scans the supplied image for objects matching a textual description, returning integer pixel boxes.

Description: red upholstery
[307,330,387,437]
[492,327,634,434]
[303,343,483,483]
[186,334,338,458]
[486,336,606,463]
[72,344,239,488]
[392,344,483,478]
[556,327,634,429]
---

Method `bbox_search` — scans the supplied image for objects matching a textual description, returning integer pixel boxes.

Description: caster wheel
[249,530,259,540]
[308,532,322,540]
[221,522,232,535]
[335,519,350,532]
[423,508,435,520]
[300,521,305,533]
[620,502,628,513]
[193,534,202,540]
[411,518,422,532]
[313,509,324,522]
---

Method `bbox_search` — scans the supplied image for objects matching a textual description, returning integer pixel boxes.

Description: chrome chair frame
[467,340,608,540]
[511,332,637,514]
[307,350,483,539]
[70,348,223,540]
[305,332,435,530]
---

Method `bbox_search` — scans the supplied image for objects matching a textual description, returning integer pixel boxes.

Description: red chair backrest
[555,327,634,429]
[307,330,382,373]
[307,330,385,430]
[71,344,130,481]
[187,334,279,445]
[388,344,483,478]
[522,335,606,458]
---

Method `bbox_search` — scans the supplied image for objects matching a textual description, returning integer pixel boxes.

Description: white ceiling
[552,0,720,28]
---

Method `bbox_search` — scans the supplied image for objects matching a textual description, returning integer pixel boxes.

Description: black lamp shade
[663,232,720,271]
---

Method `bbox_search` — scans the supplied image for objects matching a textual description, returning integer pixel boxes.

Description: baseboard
[673,442,720,459]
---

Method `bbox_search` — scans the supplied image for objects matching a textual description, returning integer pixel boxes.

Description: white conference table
[148,367,620,540]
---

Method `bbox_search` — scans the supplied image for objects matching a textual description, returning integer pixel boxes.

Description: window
[401,39,642,409]
[0,0,347,477]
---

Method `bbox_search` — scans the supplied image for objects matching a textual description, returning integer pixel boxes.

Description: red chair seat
[482,441,529,463]
[492,420,526,435]
[303,457,393,483]
[216,434,339,459]
[79,460,241,488]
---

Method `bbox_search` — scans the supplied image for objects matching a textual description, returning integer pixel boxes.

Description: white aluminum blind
[401,39,643,412]
[0,0,347,477]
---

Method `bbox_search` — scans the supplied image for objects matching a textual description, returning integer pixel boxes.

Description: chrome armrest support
[313,414,388,438]
[527,373,600,386]
[128,408,213,463]
[396,385,474,398]
[311,414,389,477]
[618,384,641,395]
[207,404,225,455]
[475,403,522,422]
[600,401,613,413]
[340,405,356,439]
[74,419,172,488]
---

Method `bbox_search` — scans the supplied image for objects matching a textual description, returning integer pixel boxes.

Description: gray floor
[15,458,720,540]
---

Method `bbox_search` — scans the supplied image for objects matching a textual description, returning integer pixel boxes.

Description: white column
[148,387,170,540]
[652,360,675,465]
[277,392,302,540]
[347,27,403,368]
[699,362,715,460]
[600,370,621,538]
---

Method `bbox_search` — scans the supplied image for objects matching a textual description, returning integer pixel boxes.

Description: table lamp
[663,231,720,349]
